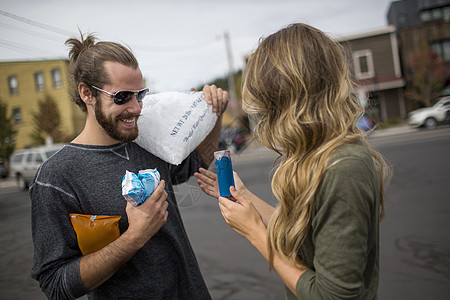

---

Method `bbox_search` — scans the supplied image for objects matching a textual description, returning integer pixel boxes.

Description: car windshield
[433,97,450,106]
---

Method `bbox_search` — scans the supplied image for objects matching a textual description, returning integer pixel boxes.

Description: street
[371,128,450,300]
[0,126,449,299]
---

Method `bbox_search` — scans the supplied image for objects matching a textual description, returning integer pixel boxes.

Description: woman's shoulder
[330,142,372,165]
[325,142,376,181]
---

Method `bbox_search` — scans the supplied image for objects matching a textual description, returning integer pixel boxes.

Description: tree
[196,69,243,100]
[0,98,17,163]
[31,94,70,145]
[405,43,449,107]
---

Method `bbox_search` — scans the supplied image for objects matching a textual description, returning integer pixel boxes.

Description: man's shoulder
[129,142,168,164]
[34,145,76,180]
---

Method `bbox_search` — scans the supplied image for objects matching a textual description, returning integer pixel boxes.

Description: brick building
[388,0,450,109]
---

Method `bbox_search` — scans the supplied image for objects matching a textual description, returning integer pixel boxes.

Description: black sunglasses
[91,85,149,105]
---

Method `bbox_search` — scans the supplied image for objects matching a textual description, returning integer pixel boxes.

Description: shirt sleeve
[296,157,377,299]
[169,150,208,185]
[30,167,88,299]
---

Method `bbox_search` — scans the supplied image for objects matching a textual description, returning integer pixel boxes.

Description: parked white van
[10,144,64,190]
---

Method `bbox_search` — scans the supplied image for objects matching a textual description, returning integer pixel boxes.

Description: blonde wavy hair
[242,23,391,266]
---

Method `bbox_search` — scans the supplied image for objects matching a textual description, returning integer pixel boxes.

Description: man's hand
[192,85,228,116]
[80,180,169,291]
[193,84,228,165]
[125,180,169,248]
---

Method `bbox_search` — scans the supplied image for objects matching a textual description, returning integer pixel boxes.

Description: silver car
[10,144,63,190]
[407,96,450,129]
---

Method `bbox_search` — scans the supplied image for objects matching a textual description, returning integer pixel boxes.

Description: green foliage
[0,98,17,162]
[31,94,70,145]
[197,70,243,100]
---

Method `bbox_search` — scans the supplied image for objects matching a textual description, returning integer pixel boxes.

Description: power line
[0,39,63,58]
[132,36,222,53]
[0,9,75,36]
[0,21,64,43]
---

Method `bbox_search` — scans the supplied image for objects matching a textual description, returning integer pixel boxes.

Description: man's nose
[126,95,143,113]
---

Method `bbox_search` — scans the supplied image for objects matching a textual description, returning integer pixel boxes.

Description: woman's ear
[78,82,94,105]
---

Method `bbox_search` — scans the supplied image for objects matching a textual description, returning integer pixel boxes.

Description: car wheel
[16,174,28,190]
[424,117,437,129]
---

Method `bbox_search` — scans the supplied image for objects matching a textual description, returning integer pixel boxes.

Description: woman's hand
[218,186,266,241]
[194,168,247,199]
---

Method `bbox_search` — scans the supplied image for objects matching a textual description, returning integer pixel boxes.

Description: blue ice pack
[138,169,161,200]
[122,169,160,206]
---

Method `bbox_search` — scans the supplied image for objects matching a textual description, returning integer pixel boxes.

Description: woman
[195,23,391,299]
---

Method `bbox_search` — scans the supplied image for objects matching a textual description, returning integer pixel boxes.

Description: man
[30,33,227,299]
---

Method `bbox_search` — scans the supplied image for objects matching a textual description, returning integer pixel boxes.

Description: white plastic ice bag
[134,92,218,165]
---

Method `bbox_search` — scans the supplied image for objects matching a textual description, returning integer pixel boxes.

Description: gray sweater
[30,142,211,300]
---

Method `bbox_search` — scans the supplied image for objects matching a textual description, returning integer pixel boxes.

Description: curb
[0,178,16,189]
[369,124,417,138]
[232,124,417,161]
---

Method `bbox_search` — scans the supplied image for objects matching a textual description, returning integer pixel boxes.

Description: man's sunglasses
[91,85,149,105]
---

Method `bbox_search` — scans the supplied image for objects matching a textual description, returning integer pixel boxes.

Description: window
[12,107,22,125]
[26,153,33,164]
[35,153,43,164]
[12,154,23,164]
[51,68,62,88]
[444,6,450,22]
[431,39,450,62]
[444,40,450,61]
[45,150,59,158]
[353,50,375,80]
[8,76,18,95]
[420,10,432,22]
[432,8,443,20]
[420,5,450,22]
[35,72,45,91]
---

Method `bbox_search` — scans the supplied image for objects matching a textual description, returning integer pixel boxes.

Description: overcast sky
[1,0,393,92]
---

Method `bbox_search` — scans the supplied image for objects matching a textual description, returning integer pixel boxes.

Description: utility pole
[224,31,237,117]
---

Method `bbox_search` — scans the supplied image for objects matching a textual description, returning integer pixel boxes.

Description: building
[388,0,450,109]
[387,0,450,30]
[337,26,406,122]
[0,59,85,150]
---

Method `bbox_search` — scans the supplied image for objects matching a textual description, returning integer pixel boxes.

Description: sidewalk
[0,177,16,189]
[369,123,417,138]
[233,123,416,161]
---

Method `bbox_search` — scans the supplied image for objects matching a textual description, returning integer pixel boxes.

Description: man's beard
[94,101,139,143]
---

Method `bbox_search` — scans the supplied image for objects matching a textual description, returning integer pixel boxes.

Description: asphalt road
[370,127,450,300]
[0,125,449,299]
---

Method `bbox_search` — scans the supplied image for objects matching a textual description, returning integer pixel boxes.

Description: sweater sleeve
[30,167,88,299]
[296,157,377,299]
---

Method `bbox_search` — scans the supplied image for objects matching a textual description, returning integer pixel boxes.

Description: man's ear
[78,83,95,105]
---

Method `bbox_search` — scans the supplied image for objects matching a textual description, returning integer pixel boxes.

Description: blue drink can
[214,150,235,197]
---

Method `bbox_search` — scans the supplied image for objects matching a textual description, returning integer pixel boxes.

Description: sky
[0,0,393,93]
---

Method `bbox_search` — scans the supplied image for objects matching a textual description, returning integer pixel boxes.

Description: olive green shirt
[286,142,380,300]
